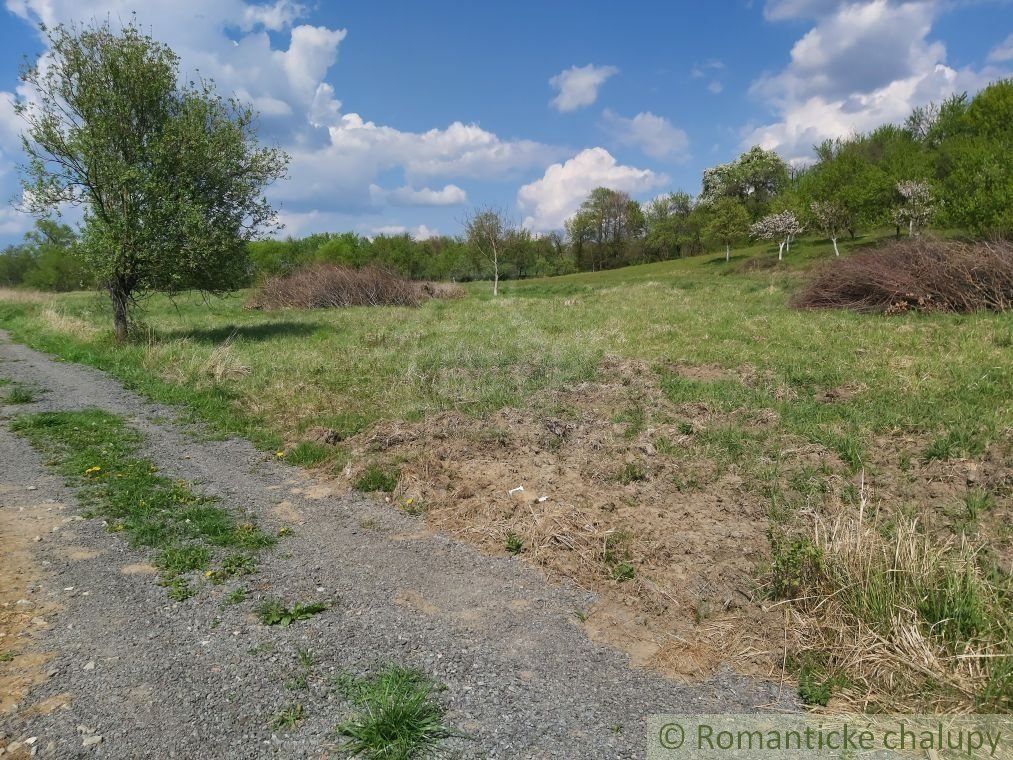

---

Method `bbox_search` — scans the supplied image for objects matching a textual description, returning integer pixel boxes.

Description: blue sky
[0,0,1010,244]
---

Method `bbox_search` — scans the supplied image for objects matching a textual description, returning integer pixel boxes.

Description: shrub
[247,263,464,310]
[793,238,1013,313]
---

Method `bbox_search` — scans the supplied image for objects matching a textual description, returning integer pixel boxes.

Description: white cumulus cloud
[744,0,1009,161]
[988,33,1013,63]
[549,64,618,112]
[517,147,667,232]
[368,223,439,240]
[369,184,468,207]
[601,110,689,160]
[1,0,566,235]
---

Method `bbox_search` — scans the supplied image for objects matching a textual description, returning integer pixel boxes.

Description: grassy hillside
[1,232,1010,711]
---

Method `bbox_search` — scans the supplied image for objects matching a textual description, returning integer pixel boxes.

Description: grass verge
[10,409,274,597]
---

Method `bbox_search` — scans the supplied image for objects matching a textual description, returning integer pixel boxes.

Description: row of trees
[0,220,90,291]
[2,15,1008,331]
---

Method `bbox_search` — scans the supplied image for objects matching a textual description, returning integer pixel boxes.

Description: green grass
[0,232,1006,473]
[505,532,523,555]
[270,702,305,730]
[256,597,329,626]
[334,665,455,759]
[4,384,37,404]
[9,409,273,595]
[285,440,332,467]
[354,464,400,493]
[223,587,247,606]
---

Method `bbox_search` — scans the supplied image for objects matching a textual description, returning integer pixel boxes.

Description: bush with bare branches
[793,238,1013,313]
[247,264,464,310]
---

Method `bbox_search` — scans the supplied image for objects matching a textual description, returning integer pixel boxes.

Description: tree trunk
[492,253,499,296]
[778,241,785,261]
[109,283,130,343]
[725,243,730,262]
[908,219,913,237]
[832,236,840,256]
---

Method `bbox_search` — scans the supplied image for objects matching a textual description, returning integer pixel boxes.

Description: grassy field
[1,231,1010,711]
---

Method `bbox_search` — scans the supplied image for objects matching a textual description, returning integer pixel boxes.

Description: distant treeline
[0,219,91,291]
[248,230,575,282]
[2,79,1008,290]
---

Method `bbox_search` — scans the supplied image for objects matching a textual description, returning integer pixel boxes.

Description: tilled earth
[0,332,791,759]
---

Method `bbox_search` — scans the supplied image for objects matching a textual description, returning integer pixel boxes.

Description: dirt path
[0,331,789,758]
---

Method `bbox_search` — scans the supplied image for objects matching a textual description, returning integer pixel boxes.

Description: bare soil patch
[334,358,831,681]
[865,434,1012,565]
[0,486,61,718]
[326,358,1011,694]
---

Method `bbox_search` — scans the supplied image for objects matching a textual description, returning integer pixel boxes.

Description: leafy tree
[16,19,288,340]
[701,146,788,218]
[703,198,750,262]
[0,244,35,287]
[644,191,702,260]
[932,80,1012,235]
[0,219,88,291]
[567,187,645,270]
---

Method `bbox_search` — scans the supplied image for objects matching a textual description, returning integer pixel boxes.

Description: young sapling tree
[704,197,750,262]
[810,200,849,256]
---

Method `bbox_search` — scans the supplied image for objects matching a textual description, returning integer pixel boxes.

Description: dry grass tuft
[41,308,99,339]
[143,335,251,388]
[0,288,53,305]
[247,263,463,310]
[779,493,1011,712]
[793,238,1013,313]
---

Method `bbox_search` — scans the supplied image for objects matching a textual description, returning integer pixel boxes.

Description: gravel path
[0,331,791,758]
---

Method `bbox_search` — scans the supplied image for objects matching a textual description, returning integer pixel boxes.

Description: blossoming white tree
[810,200,848,256]
[750,210,803,261]
[893,180,935,237]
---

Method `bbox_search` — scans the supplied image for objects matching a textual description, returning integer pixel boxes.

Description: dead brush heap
[247,263,464,309]
[793,238,1013,313]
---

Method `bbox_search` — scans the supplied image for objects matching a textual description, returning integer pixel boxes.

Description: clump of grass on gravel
[334,665,456,759]
[269,702,305,730]
[256,597,329,627]
[4,383,36,403]
[222,587,247,606]
[10,409,274,595]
